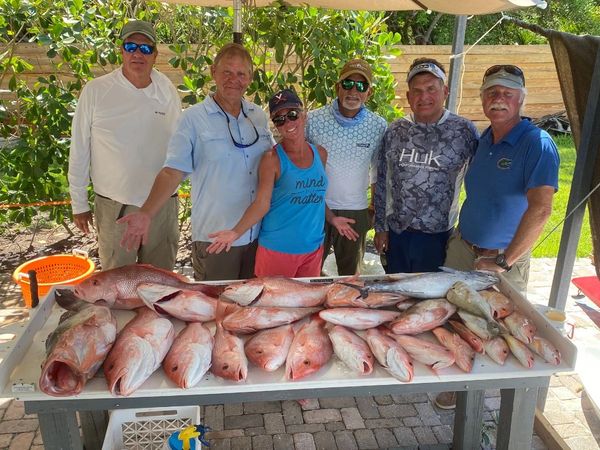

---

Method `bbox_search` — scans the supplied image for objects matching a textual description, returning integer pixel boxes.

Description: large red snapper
[365,327,414,382]
[286,315,333,380]
[39,299,116,396]
[223,306,321,334]
[74,264,222,310]
[163,323,213,389]
[103,308,175,396]
[212,303,248,382]
[389,299,456,335]
[328,325,375,375]
[221,277,330,307]
[432,327,475,373]
[319,308,401,330]
[244,324,295,372]
[137,283,218,322]
[325,282,407,309]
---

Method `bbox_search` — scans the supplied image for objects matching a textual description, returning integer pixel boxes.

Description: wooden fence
[2,44,564,128]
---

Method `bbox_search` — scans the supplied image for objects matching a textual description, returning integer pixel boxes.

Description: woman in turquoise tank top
[207,89,358,277]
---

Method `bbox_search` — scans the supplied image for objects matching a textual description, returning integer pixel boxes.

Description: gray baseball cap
[481,67,525,91]
[120,20,156,43]
[407,62,447,83]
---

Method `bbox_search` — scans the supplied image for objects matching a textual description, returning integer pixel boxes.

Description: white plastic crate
[102,406,201,450]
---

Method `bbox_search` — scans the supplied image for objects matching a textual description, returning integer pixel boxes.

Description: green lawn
[531,135,592,258]
[367,134,593,258]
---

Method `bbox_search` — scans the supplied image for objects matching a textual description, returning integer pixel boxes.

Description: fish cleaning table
[0,276,577,450]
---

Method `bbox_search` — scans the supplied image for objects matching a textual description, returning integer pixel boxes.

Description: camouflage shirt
[374,110,478,234]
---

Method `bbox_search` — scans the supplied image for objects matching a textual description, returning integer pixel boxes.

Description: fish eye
[93,280,99,286]
[256,350,263,354]
[303,360,310,366]
[222,363,229,370]
[171,365,178,372]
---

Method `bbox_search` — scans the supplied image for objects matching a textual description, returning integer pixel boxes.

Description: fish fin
[336,282,369,299]
[55,289,89,311]
[439,266,459,273]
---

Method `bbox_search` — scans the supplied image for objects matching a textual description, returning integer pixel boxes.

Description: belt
[96,193,178,220]
[461,236,500,257]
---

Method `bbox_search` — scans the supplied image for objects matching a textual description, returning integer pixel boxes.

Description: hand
[117,211,152,252]
[474,256,504,273]
[207,230,239,254]
[374,231,389,254]
[73,211,94,234]
[331,216,358,241]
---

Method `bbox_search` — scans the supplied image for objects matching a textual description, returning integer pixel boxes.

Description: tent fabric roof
[163,0,546,15]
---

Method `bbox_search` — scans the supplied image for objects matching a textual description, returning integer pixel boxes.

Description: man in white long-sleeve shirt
[68,20,181,270]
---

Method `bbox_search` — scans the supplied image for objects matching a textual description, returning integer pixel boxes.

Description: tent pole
[233,0,243,43]
[446,15,467,113]
[549,48,600,310]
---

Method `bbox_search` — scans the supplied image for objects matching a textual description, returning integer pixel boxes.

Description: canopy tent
[163,0,547,14]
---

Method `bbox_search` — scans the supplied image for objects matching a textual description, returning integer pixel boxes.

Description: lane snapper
[483,337,509,365]
[212,302,248,382]
[386,333,455,371]
[223,307,321,334]
[527,336,561,365]
[432,327,475,373]
[503,334,535,368]
[137,282,218,322]
[503,311,536,344]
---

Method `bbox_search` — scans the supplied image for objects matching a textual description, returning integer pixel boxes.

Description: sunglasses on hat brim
[272,109,302,127]
[122,42,155,55]
[340,79,369,93]
[483,65,525,85]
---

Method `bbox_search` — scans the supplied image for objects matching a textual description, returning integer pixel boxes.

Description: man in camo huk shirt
[373,58,479,274]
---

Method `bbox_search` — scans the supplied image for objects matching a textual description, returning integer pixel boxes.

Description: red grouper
[73,264,223,310]
[163,323,214,389]
[286,315,333,380]
[39,302,116,396]
[104,308,175,396]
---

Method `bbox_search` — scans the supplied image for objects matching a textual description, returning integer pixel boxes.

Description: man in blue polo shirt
[436,64,560,411]
[445,65,559,293]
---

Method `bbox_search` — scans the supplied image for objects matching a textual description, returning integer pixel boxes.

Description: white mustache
[489,102,508,110]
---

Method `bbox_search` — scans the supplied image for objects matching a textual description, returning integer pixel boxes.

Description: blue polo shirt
[164,96,274,244]
[459,119,559,249]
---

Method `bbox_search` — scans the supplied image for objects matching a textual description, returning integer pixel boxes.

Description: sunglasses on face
[272,109,301,127]
[122,42,155,55]
[340,78,369,93]
[483,65,525,85]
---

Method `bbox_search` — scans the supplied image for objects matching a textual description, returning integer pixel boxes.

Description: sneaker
[434,391,457,410]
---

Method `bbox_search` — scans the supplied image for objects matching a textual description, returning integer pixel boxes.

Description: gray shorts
[94,195,179,270]
[192,240,257,281]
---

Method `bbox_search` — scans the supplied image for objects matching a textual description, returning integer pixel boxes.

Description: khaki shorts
[94,195,179,271]
[322,208,370,276]
[444,231,530,294]
[192,240,257,281]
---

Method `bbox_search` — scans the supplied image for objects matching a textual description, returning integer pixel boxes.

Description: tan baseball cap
[120,20,156,43]
[338,59,373,84]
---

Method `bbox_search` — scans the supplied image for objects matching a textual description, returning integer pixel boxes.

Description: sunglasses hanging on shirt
[122,42,155,55]
[214,99,260,149]
[340,78,369,93]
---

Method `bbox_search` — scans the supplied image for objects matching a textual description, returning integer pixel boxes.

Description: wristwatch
[495,253,512,271]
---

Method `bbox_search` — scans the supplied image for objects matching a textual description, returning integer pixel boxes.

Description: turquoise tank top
[259,143,328,254]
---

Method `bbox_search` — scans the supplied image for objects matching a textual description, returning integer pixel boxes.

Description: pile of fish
[39,264,561,397]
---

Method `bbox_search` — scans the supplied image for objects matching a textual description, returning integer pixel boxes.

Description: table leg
[79,410,109,450]
[38,410,82,450]
[496,387,538,450]
[453,389,485,449]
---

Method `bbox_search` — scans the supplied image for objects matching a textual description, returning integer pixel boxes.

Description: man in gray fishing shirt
[374,58,479,274]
